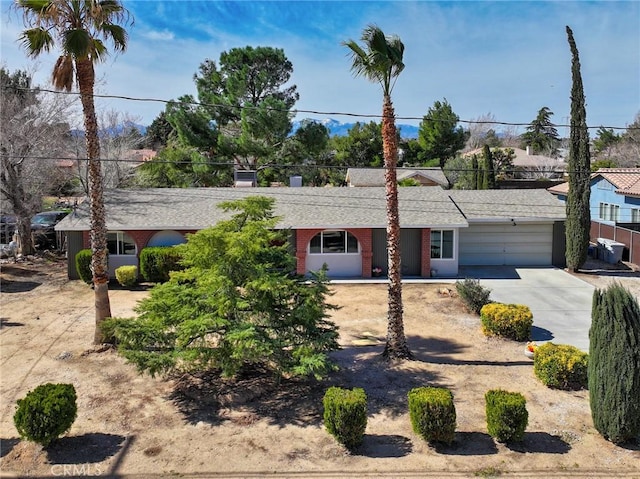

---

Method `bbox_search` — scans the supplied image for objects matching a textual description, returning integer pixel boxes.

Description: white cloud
[143,29,175,42]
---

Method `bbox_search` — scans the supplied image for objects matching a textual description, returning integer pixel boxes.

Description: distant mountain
[292,118,419,139]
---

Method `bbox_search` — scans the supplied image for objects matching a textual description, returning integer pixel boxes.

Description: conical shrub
[589,282,640,444]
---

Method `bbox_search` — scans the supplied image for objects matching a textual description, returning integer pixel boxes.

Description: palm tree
[16,0,132,343]
[344,25,412,360]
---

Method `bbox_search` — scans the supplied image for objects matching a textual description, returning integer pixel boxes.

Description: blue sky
[1,0,638,134]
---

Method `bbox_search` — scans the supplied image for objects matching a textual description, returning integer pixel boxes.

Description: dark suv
[31,211,69,249]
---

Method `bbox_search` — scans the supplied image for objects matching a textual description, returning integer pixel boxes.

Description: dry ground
[0,256,639,478]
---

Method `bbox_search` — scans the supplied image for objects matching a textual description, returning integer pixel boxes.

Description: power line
[3,85,637,132]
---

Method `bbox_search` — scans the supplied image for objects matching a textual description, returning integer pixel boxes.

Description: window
[107,232,136,255]
[309,231,359,254]
[632,208,640,223]
[431,230,454,259]
[599,203,620,222]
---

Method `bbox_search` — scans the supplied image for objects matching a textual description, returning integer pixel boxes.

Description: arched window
[309,231,359,254]
[148,230,186,247]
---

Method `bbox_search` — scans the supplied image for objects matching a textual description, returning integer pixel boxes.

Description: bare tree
[72,109,144,192]
[0,67,79,254]
[465,112,498,151]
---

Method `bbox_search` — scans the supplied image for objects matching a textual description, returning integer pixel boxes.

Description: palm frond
[18,27,54,57]
[91,38,108,62]
[100,23,128,52]
[52,54,74,91]
[343,24,405,96]
[63,28,92,58]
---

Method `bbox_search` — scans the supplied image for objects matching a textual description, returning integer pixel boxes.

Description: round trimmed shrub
[534,342,588,390]
[480,303,533,341]
[408,387,456,445]
[75,248,93,284]
[139,247,184,283]
[14,383,77,447]
[323,386,367,450]
[485,389,528,443]
[115,265,138,287]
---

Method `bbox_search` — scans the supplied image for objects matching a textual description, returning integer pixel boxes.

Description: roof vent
[234,170,257,187]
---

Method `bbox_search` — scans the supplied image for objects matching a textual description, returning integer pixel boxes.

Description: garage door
[459,223,553,266]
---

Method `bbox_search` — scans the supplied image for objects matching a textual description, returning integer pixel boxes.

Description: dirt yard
[1,257,639,478]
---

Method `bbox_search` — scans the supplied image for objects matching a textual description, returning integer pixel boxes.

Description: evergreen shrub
[590,283,640,444]
[480,303,532,341]
[485,389,528,443]
[455,278,491,314]
[13,383,77,447]
[75,249,93,284]
[115,265,138,287]
[139,246,183,283]
[408,387,456,445]
[534,342,588,390]
[323,386,367,449]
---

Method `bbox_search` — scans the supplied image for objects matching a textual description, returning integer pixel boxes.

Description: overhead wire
[2,85,638,131]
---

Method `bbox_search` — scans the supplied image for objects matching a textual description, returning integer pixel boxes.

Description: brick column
[295,229,322,275]
[355,228,373,278]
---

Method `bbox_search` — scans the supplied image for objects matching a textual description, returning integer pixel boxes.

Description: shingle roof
[346,168,449,187]
[56,187,566,233]
[56,187,467,232]
[447,189,566,221]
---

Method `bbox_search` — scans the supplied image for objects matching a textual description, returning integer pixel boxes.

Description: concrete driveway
[459,266,595,352]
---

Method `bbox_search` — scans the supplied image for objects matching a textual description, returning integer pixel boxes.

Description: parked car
[0,214,17,244]
[31,211,69,249]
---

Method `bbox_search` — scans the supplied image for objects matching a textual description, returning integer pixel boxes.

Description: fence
[590,221,640,266]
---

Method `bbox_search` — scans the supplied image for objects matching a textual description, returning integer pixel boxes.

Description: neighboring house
[548,168,640,265]
[345,167,449,188]
[548,168,640,224]
[464,147,565,179]
[56,187,566,280]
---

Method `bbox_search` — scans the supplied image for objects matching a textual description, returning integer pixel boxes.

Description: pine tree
[589,283,640,444]
[565,26,591,272]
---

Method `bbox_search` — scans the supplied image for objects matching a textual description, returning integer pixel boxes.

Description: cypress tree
[565,26,591,272]
[471,155,479,190]
[589,283,640,444]
[483,144,496,189]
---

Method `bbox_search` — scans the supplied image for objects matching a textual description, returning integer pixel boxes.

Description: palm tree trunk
[76,59,112,343]
[381,95,412,360]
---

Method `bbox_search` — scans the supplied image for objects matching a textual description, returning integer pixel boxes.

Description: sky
[1,0,639,134]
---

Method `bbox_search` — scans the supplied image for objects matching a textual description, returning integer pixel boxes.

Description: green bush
[485,389,528,443]
[455,278,491,314]
[408,387,456,445]
[139,247,184,283]
[115,265,138,287]
[13,383,77,447]
[590,283,640,444]
[75,249,93,285]
[534,342,588,390]
[480,303,533,341]
[323,387,367,449]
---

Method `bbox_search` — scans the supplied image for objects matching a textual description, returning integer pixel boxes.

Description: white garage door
[459,223,553,266]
